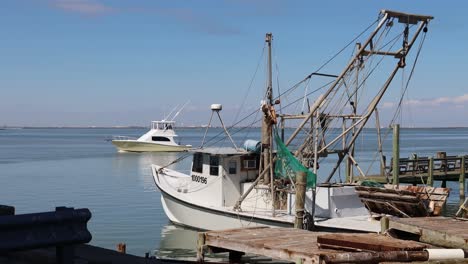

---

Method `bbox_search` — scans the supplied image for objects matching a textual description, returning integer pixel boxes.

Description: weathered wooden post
[380,216,389,234]
[117,243,126,253]
[460,156,466,200]
[392,124,400,188]
[0,205,14,216]
[294,171,307,229]
[427,157,434,187]
[197,232,205,263]
[441,180,447,188]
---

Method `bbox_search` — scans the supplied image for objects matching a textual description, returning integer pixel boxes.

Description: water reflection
[155,224,199,260]
[111,151,193,192]
[155,224,289,263]
[137,152,182,191]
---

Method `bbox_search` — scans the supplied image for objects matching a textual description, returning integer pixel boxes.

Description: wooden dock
[385,216,468,250]
[196,227,462,264]
[356,154,468,200]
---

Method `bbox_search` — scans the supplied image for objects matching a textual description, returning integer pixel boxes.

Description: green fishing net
[274,130,316,188]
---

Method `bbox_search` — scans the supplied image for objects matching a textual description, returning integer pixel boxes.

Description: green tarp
[274,130,316,188]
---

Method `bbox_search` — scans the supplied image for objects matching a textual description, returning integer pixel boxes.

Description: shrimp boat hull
[153,165,294,230]
[152,154,380,232]
[112,140,191,152]
[158,187,294,230]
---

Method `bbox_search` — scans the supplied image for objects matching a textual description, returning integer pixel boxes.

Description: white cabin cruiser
[152,10,435,232]
[112,120,192,152]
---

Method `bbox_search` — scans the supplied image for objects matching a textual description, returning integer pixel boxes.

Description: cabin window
[243,159,257,170]
[228,161,237,174]
[192,153,203,173]
[152,136,170,142]
[210,156,219,176]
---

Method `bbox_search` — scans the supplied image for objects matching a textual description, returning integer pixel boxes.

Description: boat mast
[261,33,274,185]
[234,33,276,213]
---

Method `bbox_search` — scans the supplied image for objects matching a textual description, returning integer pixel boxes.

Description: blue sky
[1,0,467,127]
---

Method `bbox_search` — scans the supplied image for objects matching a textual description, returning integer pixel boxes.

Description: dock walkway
[197,227,441,264]
[386,217,468,250]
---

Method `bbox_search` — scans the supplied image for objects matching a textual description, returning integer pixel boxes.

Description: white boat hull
[112,140,191,152]
[159,189,293,230]
[152,165,379,232]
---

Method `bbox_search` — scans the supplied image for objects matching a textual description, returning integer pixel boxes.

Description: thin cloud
[48,1,240,35]
[50,0,114,16]
[381,102,395,109]
[154,7,240,35]
[381,93,468,109]
[405,93,468,107]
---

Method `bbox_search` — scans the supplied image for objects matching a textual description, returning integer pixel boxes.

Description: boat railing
[112,135,138,141]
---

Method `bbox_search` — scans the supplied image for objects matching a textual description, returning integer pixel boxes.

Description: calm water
[0,127,467,257]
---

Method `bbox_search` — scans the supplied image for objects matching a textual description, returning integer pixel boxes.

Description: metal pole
[280,117,285,141]
[285,13,390,147]
[200,111,214,148]
[324,63,401,183]
[270,134,275,216]
[216,111,238,149]
[460,156,465,200]
[392,124,400,187]
[343,119,350,182]
[375,108,385,176]
[233,163,273,210]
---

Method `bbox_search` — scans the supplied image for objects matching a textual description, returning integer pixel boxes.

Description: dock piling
[428,157,434,187]
[380,216,389,234]
[294,171,306,229]
[460,156,465,199]
[117,243,126,254]
[197,232,205,263]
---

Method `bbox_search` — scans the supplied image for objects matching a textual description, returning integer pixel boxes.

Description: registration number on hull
[191,175,207,184]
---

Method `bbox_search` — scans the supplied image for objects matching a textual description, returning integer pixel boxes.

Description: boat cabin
[136,120,179,144]
[151,120,175,131]
[189,148,260,207]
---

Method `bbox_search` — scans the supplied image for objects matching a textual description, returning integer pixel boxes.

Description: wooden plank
[204,226,268,237]
[316,233,426,252]
[237,234,317,249]
[388,217,468,250]
[204,234,322,264]
[208,228,304,241]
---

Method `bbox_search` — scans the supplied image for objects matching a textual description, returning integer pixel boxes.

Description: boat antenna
[169,100,190,121]
[200,104,238,149]
[164,104,180,121]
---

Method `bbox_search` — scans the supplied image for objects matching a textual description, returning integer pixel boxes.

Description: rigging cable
[277,17,380,100]
[159,15,382,170]
[364,30,428,176]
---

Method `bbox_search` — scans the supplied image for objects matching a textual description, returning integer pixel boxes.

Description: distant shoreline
[2,126,468,129]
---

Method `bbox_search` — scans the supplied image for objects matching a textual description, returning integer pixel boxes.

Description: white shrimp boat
[152,147,376,231]
[152,10,436,232]
[112,120,192,152]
